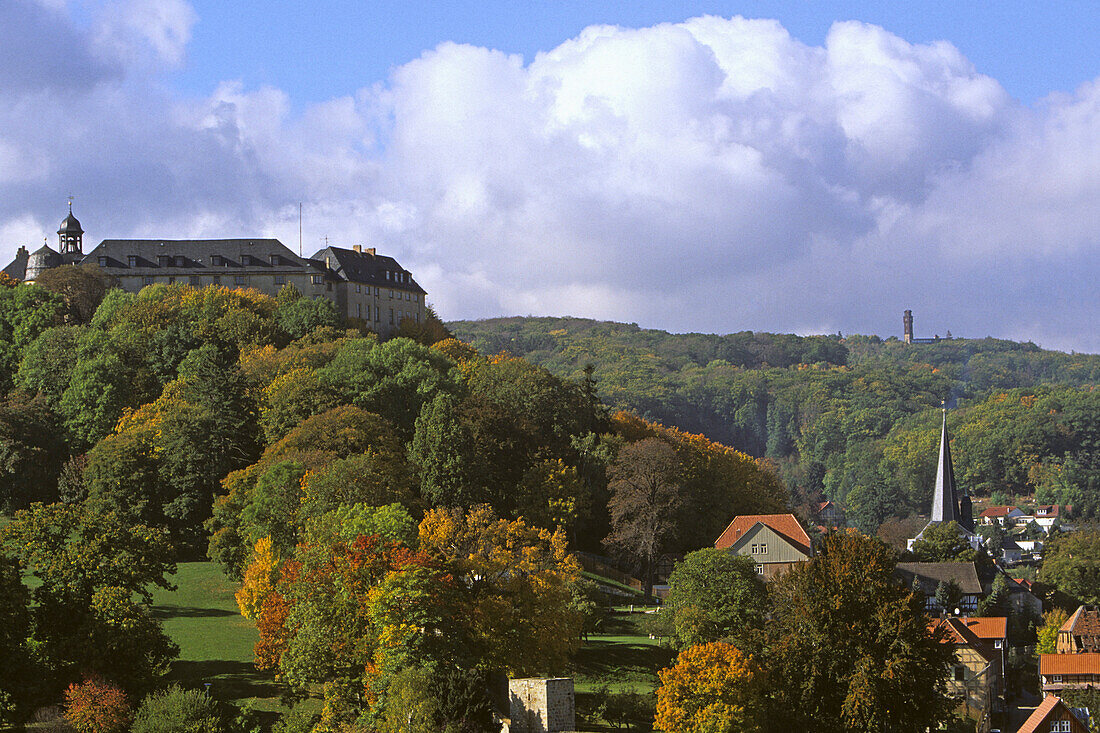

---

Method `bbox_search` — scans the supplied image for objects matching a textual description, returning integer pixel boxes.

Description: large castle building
[3,207,426,337]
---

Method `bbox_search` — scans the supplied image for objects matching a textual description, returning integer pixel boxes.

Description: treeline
[452,317,1100,531]
[0,270,785,726]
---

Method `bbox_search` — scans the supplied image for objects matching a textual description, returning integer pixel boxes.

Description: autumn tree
[64,676,131,733]
[765,531,955,732]
[1036,608,1070,655]
[35,264,114,324]
[654,642,765,733]
[604,438,683,598]
[663,549,766,650]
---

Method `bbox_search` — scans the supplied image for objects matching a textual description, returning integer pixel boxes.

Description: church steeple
[930,407,960,524]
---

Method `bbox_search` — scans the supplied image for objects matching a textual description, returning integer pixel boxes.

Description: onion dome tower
[57,203,83,255]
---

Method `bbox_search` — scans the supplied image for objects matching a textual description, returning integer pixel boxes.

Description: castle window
[311,275,323,285]
[389,308,394,325]
[174,256,185,267]
[98,256,108,267]
[213,275,221,285]
[142,276,154,286]
[385,271,390,280]
[355,284,361,293]
[274,275,286,286]
[241,255,251,266]
[365,305,370,320]
[356,303,361,318]
[269,254,281,265]
[188,276,200,286]
[234,275,246,286]
[128,255,138,267]
[211,255,222,266]
[157,255,169,267]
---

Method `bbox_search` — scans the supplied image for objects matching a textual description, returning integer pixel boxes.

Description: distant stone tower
[903,310,914,344]
[57,203,83,255]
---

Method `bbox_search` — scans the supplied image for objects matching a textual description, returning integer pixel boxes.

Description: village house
[932,617,1004,727]
[1017,694,1090,733]
[896,561,985,615]
[713,513,812,580]
[1032,504,1070,531]
[1040,653,1100,694]
[977,505,1028,526]
[1057,606,1100,654]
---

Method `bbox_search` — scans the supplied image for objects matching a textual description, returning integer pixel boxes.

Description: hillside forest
[0,270,787,726]
[452,317,1100,534]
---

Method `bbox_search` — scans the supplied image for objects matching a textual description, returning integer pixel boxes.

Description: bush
[273,701,321,733]
[130,685,225,733]
[63,677,130,733]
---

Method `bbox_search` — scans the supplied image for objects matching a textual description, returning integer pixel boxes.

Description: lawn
[150,562,283,717]
[572,610,674,732]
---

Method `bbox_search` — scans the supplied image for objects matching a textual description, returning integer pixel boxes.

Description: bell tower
[57,201,83,255]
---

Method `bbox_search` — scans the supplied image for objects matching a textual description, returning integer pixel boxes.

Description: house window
[97,256,108,266]
[754,564,763,575]
[142,276,154,286]
[953,666,965,682]
[1052,721,1071,732]
[189,276,201,286]
[375,287,380,296]
[1051,675,1063,684]
[234,275,246,286]
[274,275,286,286]
[389,289,394,299]
[994,640,1003,649]
[750,544,757,554]
[760,543,767,554]
[128,255,138,267]
[311,275,323,285]
[326,283,332,292]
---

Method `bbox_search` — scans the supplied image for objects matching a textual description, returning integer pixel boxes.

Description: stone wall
[507,678,575,733]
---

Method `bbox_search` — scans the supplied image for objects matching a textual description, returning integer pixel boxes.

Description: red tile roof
[957,616,1007,641]
[1040,653,1100,676]
[978,505,1019,518]
[714,513,813,556]
[931,618,994,662]
[1018,695,1085,733]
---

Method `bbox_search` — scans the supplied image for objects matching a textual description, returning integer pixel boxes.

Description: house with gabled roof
[895,561,985,614]
[1040,653,1100,694]
[1057,606,1100,654]
[1017,694,1089,733]
[931,617,1003,723]
[714,513,812,580]
[977,505,1028,526]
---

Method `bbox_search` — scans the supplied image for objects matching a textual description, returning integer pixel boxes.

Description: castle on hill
[3,206,426,337]
[903,310,954,344]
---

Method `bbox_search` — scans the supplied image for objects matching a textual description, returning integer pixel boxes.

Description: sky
[2,0,1099,352]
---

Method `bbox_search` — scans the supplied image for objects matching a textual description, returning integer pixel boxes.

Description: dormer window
[98,256,108,267]
[211,255,222,266]
[128,255,138,267]
[385,271,390,280]
[269,254,281,266]
[174,256,185,267]
[157,255,169,267]
[241,254,252,266]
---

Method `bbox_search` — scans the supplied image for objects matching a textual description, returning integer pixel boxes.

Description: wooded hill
[451,317,1100,533]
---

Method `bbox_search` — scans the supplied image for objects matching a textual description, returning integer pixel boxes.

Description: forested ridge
[451,317,1100,532]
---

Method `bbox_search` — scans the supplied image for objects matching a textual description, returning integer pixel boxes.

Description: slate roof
[895,561,984,595]
[84,239,331,277]
[311,246,426,294]
[1040,653,1100,676]
[714,514,813,556]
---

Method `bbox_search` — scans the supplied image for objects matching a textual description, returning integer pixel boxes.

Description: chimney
[366,247,376,256]
[353,244,362,253]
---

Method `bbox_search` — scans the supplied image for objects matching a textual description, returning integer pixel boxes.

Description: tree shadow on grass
[573,639,674,681]
[151,605,239,619]
[168,659,278,702]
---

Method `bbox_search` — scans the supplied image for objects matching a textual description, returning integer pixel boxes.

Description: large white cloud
[0,5,1097,351]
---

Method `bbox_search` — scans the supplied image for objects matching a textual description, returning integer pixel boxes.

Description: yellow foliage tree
[1037,607,1070,655]
[654,642,764,733]
[418,505,582,675]
[235,536,279,621]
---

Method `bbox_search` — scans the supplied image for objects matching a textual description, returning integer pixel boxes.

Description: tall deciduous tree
[603,438,683,598]
[1040,529,1100,606]
[765,532,954,732]
[663,549,766,650]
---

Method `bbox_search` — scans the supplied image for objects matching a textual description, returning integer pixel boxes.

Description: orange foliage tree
[64,676,131,733]
[654,642,764,733]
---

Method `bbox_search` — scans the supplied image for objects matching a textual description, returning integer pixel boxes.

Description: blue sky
[170,1,1100,106]
[1,0,1099,352]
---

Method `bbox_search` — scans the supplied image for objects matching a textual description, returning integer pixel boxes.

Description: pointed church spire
[930,406,960,524]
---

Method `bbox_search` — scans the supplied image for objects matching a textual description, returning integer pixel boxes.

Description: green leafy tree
[35,265,113,324]
[14,324,84,405]
[935,580,963,614]
[1040,529,1100,605]
[0,394,68,511]
[663,549,766,650]
[0,554,33,724]
[909,521,978,562]
[568,577,608,640]
[765,532,955,732]
[0,283,65,391]
[130,685,228,733]
[274,287,340,339]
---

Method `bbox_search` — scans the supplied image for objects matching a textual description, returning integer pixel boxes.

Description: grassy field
[150,562,283,717]
[572,610,673,732]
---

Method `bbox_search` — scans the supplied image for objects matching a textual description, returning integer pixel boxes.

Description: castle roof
[311,245,426,294]
[84,239,333,278]
[58,210,83,235]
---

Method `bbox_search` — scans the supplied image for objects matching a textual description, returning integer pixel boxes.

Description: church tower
[57,203,83,255]
[907,407,978,549]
